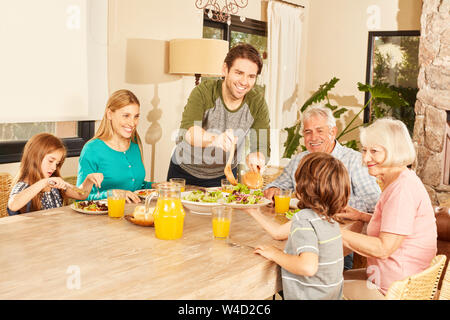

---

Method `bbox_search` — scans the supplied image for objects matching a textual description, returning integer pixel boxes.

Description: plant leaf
[282,124,302,158]
[300,77,340,112]
[325,103,338,111]
[333,108,348,118]
[343,140,359,151]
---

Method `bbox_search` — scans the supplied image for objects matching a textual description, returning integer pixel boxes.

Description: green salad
[224,183,264,204]
[183,190,223,203]
[285,208,300,219]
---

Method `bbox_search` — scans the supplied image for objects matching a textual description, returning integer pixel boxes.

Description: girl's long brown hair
[15,133,67,212]
[294,152,350,223]
[92,89,143,158]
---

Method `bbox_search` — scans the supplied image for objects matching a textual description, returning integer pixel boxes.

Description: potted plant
[282,77,409,158]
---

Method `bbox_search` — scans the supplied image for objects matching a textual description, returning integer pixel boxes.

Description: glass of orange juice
[221,178,233,193]
[107,189,126,218]
[211,206,232,239]
[169,178,186,193]
[274,189,291,214]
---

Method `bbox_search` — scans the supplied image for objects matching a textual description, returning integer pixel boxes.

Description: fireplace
[412,0,450,206]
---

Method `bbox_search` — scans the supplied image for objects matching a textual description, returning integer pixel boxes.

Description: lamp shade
[169,38,229,76]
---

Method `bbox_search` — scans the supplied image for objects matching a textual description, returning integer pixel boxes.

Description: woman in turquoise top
[77,89,153,203]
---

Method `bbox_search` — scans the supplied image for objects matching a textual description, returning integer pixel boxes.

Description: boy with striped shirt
[246,152,349,299]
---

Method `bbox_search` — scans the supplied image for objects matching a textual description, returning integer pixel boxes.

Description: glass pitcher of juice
[145,182,185,240]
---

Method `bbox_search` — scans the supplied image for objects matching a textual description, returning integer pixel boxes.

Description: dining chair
[437,261,450,300]
[261,166,284,189]
[384,254,447,300]
[0,172,13,218]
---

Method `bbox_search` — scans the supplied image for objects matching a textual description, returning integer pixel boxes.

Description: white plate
[218,197,271,209]
[70,200,108,215]
[290,198,299,209]
[181,191,225,215]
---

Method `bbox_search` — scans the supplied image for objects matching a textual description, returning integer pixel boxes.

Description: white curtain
[265,1,304,165]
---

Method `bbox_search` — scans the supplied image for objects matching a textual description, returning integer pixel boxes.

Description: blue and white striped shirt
[265,141,381,212]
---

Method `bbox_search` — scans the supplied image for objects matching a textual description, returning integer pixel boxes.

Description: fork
[95,185,100,199]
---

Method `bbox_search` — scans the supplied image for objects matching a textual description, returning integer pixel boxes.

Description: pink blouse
[366,169,437,294]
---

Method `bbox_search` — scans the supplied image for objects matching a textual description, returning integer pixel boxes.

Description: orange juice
[153,197,185,240]
[212,218,231,238]
[108,198,125,218]
[274,195,290,214]
[221,186,233,193]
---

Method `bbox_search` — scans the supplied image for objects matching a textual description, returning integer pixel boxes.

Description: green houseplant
[282,77,409,158]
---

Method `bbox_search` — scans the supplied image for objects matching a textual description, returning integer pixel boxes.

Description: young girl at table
[7,133,103,215]
[245,152,350,300]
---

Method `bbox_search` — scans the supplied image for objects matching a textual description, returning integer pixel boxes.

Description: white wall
[0,0,422,181]
[302,0,422,141]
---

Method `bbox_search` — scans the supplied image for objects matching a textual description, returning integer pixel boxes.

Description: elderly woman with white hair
[337,118,437,299]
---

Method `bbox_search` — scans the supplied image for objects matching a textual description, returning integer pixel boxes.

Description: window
[364,31,420,136]
[0,121,94,164]
[202,12,268,89]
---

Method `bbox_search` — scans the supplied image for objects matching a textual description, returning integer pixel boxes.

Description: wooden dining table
[0,201,363,300]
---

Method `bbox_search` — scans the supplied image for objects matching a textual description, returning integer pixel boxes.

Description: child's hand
[86,173,103,188]
[254,245,280,261]
[47,177,68,190]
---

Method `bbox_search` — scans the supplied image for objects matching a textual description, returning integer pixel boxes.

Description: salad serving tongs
[224,140,238,186]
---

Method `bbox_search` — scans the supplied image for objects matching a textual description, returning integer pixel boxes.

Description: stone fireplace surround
[412,0,450,206]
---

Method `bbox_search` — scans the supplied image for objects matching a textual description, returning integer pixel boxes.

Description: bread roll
[242,171,263,189]
[133,205,154,222]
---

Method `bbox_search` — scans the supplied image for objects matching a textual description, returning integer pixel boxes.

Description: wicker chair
[384,255,447,300]
[438,261,450,300]
[262,166,284,189]
[0,173,13,218]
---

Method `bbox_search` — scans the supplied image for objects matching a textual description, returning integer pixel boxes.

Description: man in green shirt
[168,43,271,187]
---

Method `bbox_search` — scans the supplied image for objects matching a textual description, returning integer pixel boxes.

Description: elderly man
[264,105,381,269]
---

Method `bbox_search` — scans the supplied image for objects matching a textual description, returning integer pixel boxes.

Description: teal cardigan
[77,139,153,200]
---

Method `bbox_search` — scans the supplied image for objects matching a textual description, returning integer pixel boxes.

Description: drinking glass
[107,189,126,218]
[211,206,232,239]
[221,178,233,193]
[274,189,291,214]
[169,178,186,192]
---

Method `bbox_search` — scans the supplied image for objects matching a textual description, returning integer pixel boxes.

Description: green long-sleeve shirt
[173,79,271,179]
[77,139,152,200]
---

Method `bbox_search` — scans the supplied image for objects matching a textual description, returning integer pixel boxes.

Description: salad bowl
[181,190,225,215]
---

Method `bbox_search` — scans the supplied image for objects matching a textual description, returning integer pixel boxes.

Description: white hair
[360,118,416,167]
[302,105,337,129]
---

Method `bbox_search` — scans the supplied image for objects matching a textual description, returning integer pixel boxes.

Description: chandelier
[195,0,248,23]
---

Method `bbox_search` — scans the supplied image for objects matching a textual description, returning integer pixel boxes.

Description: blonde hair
[15,133,67,212]
[360,118,416,167]
[295,152,350,222]
[93,89,143,157]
